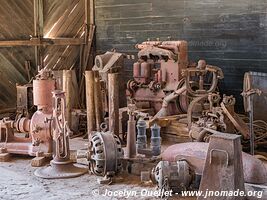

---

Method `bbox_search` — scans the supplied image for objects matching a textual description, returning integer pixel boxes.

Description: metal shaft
[126,115,136,158]
[249,95,254,155]
[85,71,96,137]
[108,73,119,136]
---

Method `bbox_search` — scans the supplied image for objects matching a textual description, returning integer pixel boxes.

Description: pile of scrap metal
[87,101,162,184]
[188,93,250,142]
[151,131,267,199]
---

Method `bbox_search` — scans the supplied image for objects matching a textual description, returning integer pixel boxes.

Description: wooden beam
[89,0,95,25]
[33,0,43,68]
[0,38,84,47]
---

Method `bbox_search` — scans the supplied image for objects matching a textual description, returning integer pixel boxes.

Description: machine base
[34,160,88,179]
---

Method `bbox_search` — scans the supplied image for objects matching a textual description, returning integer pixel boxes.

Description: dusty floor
[0,138,194,200]
[1,137,267,200]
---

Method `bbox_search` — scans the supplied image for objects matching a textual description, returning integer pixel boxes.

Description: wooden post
[63,70,73,128]
[33,0,44,69]
[85,71,96,137]
[108,73,119,136]
[94,71,104,131]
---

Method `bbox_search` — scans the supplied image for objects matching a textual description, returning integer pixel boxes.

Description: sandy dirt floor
[0,138,195,200]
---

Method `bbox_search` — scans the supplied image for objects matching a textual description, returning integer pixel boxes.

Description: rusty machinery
[92,51,125,115]
[35,90,87,179]
[16,83,36,118]
[150,134,267,195]
[126,41,224,117]
[88,123,124,184]
[242,72,267,154]
[87,103,162,184]
[0,69,55,156]
[188,93,249,142]
[151,160,195,195]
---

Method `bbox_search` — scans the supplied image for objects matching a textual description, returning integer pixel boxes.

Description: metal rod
[249,95,254,155]
[126,114,136,158]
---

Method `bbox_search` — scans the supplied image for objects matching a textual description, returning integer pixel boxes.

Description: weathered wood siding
[0,0,84,108]
[95,0,267,109]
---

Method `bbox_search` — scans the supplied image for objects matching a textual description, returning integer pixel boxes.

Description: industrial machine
[0,69,55,157]
[35,90,87,179]
[126,41,224,116]
[16,83,36,118]
[188,93,250,142]
[151,134,267,196]
[126,40,189,115]
[88,123,124,184]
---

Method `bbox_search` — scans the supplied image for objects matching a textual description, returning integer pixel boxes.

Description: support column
[85,71,96,137]
[108,73,119,136]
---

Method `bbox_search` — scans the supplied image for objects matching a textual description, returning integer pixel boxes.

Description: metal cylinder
[140,62,150,79]
[33,79,55,110]
[150,123,161,156]
[133,62,140,78]
[85,71,96,136]
[136,119,147,151]
[108,73,119,136]
[126,115,136,158]
[15,117,30,133]
[152,160,193,193]
[161,68,167,83]
[94,71,104,131]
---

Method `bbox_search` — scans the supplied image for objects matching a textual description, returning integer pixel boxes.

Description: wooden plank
[0,38,84,47]
[31,156,48,167]
[0,153,11,162]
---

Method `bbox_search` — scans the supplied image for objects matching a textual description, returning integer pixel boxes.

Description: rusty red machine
[126,40,224,116]
[0,69,55,157]
[127,40,189,115]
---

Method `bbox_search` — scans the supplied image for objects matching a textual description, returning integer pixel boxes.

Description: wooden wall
[95,0,267,109]
[0,0,84,108]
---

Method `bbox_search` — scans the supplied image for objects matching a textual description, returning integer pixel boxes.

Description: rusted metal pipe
[153,85,187,119]
[108,73,119,136]
[126,105,137,158]
[85,71,96,137]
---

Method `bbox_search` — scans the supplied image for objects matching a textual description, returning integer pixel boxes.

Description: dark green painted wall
[95,0,267,109]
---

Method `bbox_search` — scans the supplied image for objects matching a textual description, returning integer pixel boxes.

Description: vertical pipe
[63,70,72,128]
[85,71,96,137]
[126,114,136,158]
[94,71,104,131]
[249,95,254,155]
[108,73,119,136]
